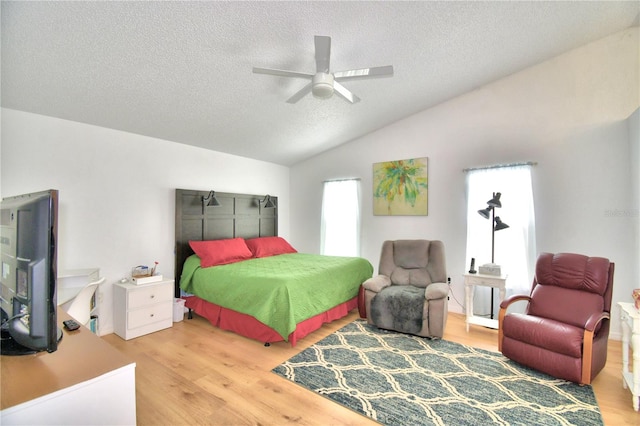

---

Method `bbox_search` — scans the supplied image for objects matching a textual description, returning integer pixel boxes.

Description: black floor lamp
[477,192,509,318]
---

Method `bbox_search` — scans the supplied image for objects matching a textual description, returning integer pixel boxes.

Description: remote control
[63,319,80,331]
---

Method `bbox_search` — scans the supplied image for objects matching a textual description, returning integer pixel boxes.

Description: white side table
[464,273,507,332]
[618,302,640,411]
[113,278,174,340]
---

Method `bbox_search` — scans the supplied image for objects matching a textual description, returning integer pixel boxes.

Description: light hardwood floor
[102,311,639,425]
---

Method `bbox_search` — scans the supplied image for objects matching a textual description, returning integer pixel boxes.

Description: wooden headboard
[174,189,278,297]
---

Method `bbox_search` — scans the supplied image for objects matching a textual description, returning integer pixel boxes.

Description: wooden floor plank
[101,312,639,425]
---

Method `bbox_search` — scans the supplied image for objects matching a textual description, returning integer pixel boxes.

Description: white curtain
[321,179,361,256]
[465,165,536,317]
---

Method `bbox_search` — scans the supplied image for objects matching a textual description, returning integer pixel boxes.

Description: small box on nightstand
[479,263,502,276]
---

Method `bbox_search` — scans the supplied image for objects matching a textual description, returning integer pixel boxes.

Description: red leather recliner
[498,252,614,385]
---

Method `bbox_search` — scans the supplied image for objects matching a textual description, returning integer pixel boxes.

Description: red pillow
[189,238,253,267]
[245,237,297,258]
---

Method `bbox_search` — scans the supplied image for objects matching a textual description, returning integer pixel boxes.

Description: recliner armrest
[584,311,610,332]
[362,275,391,293]
[498,294,532,354]
[499,294,531,310]
[425,282,448,300]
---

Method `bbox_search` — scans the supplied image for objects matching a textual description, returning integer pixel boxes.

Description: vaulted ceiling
[2,1,638,166]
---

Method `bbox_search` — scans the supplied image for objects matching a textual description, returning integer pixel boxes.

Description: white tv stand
[1,309,136,425]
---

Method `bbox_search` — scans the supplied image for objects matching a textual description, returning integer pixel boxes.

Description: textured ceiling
[2,1,638,166]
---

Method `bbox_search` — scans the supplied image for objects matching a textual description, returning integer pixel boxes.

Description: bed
[175,189,373,346]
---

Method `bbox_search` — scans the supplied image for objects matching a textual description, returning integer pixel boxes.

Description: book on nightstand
[131,274,163,285]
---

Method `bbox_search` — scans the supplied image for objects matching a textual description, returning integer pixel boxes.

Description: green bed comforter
[180,253,373,341]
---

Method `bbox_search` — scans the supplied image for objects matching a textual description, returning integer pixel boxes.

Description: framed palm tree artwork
[373,157,428,215]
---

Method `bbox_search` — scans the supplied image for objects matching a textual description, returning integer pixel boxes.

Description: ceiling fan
[253,35,394,104]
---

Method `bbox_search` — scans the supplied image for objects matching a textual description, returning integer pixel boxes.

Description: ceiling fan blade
[333,81,360,104]
[334,65,394,81]
[314,36,331,73]
[253,67,313,79]
[286,82,313,104]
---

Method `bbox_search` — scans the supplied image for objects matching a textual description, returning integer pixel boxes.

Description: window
[321,179,361,256]
[465,164,536,317]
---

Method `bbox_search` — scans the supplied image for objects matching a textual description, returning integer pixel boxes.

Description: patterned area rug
[273,320,603,426]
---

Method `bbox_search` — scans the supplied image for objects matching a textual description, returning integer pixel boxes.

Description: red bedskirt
[183,295,358,346]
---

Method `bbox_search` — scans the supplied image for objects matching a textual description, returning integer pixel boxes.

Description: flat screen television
[1,189,62,355]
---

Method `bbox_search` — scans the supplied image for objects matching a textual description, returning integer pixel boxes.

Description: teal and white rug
[273,320,603,425]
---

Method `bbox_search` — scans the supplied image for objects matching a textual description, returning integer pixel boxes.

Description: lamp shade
[262,195,276,209]
[487,192,502,208]
[478,207,492,219]
[494,216,509,231]
[203,191,220,207]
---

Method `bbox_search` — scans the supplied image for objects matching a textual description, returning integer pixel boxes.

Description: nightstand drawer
[127,282,173,309]
[127,302,172,328]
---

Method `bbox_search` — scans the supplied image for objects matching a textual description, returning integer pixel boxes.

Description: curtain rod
[463,161,537,173]
[323,178,361,183]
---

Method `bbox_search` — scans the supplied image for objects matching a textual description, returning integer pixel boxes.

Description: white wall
[1,110,290,335]
[290,28,639,338]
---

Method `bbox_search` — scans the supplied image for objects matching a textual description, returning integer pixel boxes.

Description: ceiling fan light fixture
[253,35,393,103]
[312,72,334,99]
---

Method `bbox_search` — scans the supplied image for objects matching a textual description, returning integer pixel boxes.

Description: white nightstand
[113,278,174,340]
[619,302,640,411]
[464,273,507,332]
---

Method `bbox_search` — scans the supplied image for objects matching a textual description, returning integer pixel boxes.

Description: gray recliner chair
[362,240,449,338]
